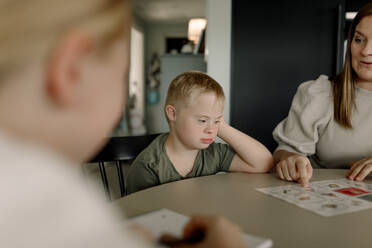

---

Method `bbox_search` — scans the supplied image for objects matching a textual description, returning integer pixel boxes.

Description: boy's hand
[276,154,313,187]
[159,215,245,248]
[347,157,372,181]
[217,117,228,138]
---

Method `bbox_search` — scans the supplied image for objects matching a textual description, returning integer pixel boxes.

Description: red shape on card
[335,187,369,196]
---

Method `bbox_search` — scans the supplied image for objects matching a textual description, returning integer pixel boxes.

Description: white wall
[113,14,146,136]
[132,15,146,120]
[206,0,232,124]
[129,27,145,125]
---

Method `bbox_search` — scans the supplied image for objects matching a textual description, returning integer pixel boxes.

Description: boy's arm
[218,120,274,173]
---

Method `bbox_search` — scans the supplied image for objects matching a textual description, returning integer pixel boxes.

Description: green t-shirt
[126,133,235,195]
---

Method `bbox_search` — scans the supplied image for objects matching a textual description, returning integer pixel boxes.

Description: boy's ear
[165,104,177,121]
[46,31,92,108]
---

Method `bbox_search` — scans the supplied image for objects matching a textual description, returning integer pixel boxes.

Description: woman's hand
[275,151,313,187]
[347,157,372,181]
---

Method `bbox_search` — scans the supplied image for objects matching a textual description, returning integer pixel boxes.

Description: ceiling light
[346,12,357,20]
[188,18,207,44]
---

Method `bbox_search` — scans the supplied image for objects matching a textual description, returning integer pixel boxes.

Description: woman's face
[351,15,372,83]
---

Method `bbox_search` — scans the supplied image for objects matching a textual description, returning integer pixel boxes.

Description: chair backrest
[88,133,161,200]
[89,133,161,163]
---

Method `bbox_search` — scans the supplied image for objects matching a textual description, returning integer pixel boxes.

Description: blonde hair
[330,2,372,129]
[0,0,130,80]
[165,71,225,117]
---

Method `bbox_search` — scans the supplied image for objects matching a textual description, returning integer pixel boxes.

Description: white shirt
[0,130,150,247]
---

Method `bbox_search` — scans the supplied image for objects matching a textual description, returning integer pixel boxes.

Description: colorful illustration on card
[321,204,338,209]
[321,193,337,197]
[328,184,340,189]
[334,187,369,196]
[256,178,372,217]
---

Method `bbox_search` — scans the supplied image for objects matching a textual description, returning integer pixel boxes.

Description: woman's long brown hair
[330,2,372,129]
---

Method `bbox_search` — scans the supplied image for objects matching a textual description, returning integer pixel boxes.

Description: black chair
[88,133,160,200]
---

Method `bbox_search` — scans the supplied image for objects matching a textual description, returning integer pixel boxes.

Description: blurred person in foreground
[0,0,245,247]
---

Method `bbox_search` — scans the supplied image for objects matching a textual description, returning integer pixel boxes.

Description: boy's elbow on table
[248,157,274,173]
[230,154,274,173]
[253,153,274,173]
[248,150,274,173]
[261,155,275,172]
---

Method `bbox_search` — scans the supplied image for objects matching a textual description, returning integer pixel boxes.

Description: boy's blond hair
[165,71,225,119]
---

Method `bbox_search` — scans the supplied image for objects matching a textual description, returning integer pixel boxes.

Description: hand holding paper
[160,215,245,248]
[127,209,272,248]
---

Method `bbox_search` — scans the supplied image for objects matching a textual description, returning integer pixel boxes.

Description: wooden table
[115,169,372,248]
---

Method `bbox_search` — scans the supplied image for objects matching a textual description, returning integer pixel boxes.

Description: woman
[0,0,244,247]
[273,3,372,187]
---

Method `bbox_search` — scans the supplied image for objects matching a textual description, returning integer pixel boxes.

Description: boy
[126,71,273,194]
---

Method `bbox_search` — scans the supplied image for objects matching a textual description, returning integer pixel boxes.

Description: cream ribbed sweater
[273,75,372,169]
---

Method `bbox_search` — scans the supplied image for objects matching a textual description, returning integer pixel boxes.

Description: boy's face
[173,92,224,150]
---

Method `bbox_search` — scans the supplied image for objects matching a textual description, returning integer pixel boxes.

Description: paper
[257,178,372,217]
[127,208,272,248]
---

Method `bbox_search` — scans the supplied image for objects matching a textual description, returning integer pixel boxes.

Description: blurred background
[116,0,370,152]
[114,0,231,137]
[88,0,371,200]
